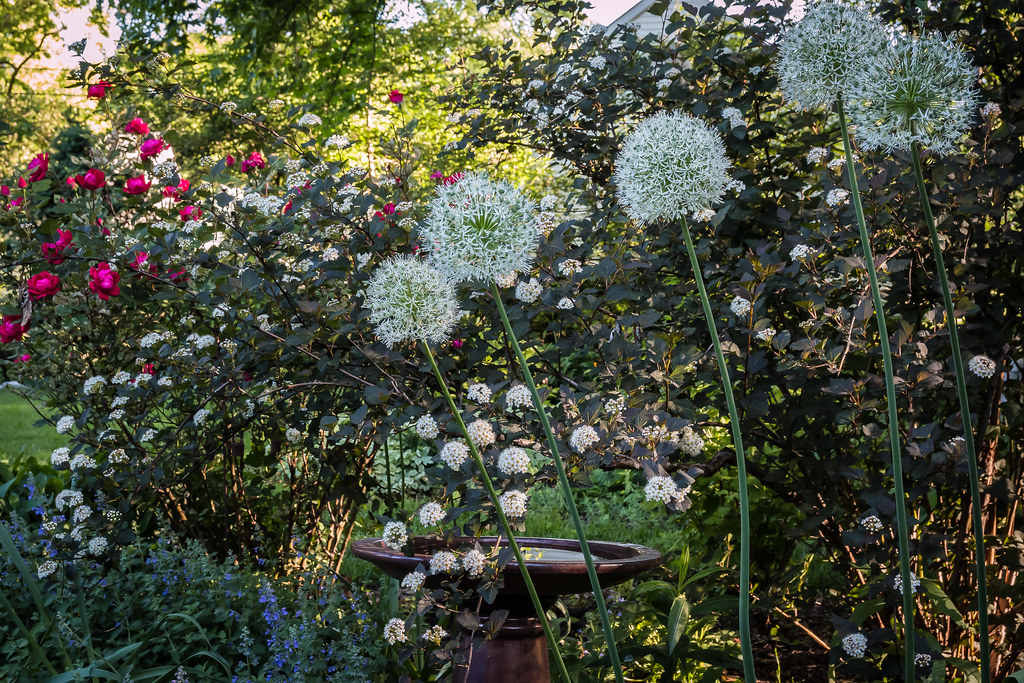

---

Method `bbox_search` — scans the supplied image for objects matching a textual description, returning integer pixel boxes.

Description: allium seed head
[614,111,731,224]
[776,2,886,111]
[365,256,462,348]
[848,31,978,154]
[420,172,540,283]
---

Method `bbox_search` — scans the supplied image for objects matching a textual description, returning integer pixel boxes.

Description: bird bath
[352,535,662,683]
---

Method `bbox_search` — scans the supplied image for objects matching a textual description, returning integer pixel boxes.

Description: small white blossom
[588,55,607,70]
[466,420,495,448]
[268,98,286,111]
[915,654,932,668]
[51,447,71,467]
[219,101,238,113]
[498,447,530,475]
[842,632,868,658]
[569,425,599,453]
[861,515,884,532]
[193,409,210,426]
[322,247,339,261]
[721,106,746,128]
[968,354,996,378]
[383,618,407,644]
[467,383,491,403]
[496,271,518,288]
[107,409,125,421]
[515,278,542,303]
[419,502,445,526]
[73,504,92,523]
[70,454,96,470]
[557,297,574,310]
[84,376,107,395]
[423,624,448,644]
[435,438,470,471]
[430,550,460,574]
[297,113,322,127]
[806,147,829,164]
[38,561,59,579]
[757,327,777,342]
[790,244,815,260]
[285,427,302,444]
[56,416,75,434]
[140,428,157,442]
[827,156,846,172]
[109,449,128,464]
[88,537,108,556]
[981,102,1000,120]
[462,549,487,577]
[157,377,173,387]
[505,383,532,410]
[692,208,716,222]
[645,476,686,504]
[731,296,752,317]
[499,490,528,518]
[56,490,84,510]
[382,521,408,550]
[677,427,705,456]
[401,570,426,591]
[604,397,625,414]
[893,570,921,595]
[558,259,582,276]
[826,188,850,207]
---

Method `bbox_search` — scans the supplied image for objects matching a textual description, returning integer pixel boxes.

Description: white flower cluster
[384,618,407,644]
[790,244,815,260]
[421,172,540,284]
[419,502,445,526]
[757,327,777,342]
[557,297,574,310]
[88,537,108,556]
[569,425,599,452]
[56,489,84,510]
[893,570,921,595]
[430,550,460,574]
[806,146,829,164]
[365,256,461,348]
[981,102,1000,119]
[505,383,532,410]
[325,134,350,148]
[604,397,625,414]
[84,376,107,394]
[677,427,705,456]
[558,259,582,276]
[498,447,530,475]
[467,383,491,403]
[51,447,70,468]
[401,570,426,591]
[440,440,469,469]
[588,55,607,70]
[496,271,518,288]
[968,354,996,378]
[848,31,978,154]
[382,521,407,550]
[827,156,846,172]
[861,515,884,532]
[721,106,746,128]
[268,98,286,111]
[692,208,716,222]
[776,2,885,111]
[109,449,128,464]
[499,490,528,518]
[112,371,131,385]
[56,416,75,434]
[841,632,868,657]
[915,654,932,668]
[423,624,448,644]
[644,476,687,505]
[219,101,238,112]
[515,278,542,303]
[731,296,752,317]
[322,247,339,261]
[614,111,731,224]
[285,427,302,444]
[38,560,59,579]
[297,112,322,127]
[70,454,95,470]
[194,409,210,426]
[416,415,439,440]
[462,549,487,577]
[466,420,495,448]
[826,188,849,207]
[240,192,285,217]
[73,504,92,523]
[139,332,170,348]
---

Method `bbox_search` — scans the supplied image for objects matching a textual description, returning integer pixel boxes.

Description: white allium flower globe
[614,111,731,224]
[420,172,540,283]
[365,256,462,348]
[848,31,978,154]
[776,2,886,111]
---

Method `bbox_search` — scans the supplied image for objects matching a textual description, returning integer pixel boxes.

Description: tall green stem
[421,341,571,683]
[837,98,915,681]
[489,282,624,683]
[910,142,989,682]
[678,221,756,683]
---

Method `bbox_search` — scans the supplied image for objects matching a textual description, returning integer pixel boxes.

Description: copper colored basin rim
[351,536,663,598]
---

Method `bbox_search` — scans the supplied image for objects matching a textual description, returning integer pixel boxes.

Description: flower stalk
[489,281,625,683]
[910,141,989,682]
[837,97,915,681]
[678,219,756,683]
[420,341,571,683]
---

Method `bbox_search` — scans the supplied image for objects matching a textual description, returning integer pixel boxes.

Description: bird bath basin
[352,536,662,682]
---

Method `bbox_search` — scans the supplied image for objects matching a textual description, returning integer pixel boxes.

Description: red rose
[0,315,28,344]
[75,169,106,191]
[225,154,236,167]
[124,118,149,135]
[87,81,113,98]
[17,177,27,189]
[88,262,121,300]
[142,363,156,375]
[41,229,74,265]
[27,272,61,300]
[240,151,266,172]
[128,251,157,276]
[139,138,166,160]
[162,178,189,201]
[124,174,151,195]
[27,153,49,183]
[0,185,8,196]
[389,90,404,104]
[179,205,202,221]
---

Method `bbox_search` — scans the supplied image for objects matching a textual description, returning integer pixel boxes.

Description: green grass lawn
[0,387,64,467]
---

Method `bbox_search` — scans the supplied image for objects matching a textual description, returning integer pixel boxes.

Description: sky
[584,0,642,25]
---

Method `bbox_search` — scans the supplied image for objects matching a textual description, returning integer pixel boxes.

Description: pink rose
[87,81,113,99]
[240,151,266,172]
[27,153,49,183]
[139,138,166,160]
[124,174,152,195]
[0,315,28,344]
[225,154,236,167]
[0,185,8,196]
[15,353,30,362]
[162,178,190,201]
[41,229,74,265]
[451,339,464,349]
[66,177,77,188]
[389,90,404,104]
[27,272,61,300]
[74,169,106,191]
[88,262,121,300]
[179,205,202,221]
[124,117,149,135]
[10,197,24,209]
[17,177,27,189]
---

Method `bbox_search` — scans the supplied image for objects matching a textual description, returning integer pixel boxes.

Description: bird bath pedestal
[352,536,662,683]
